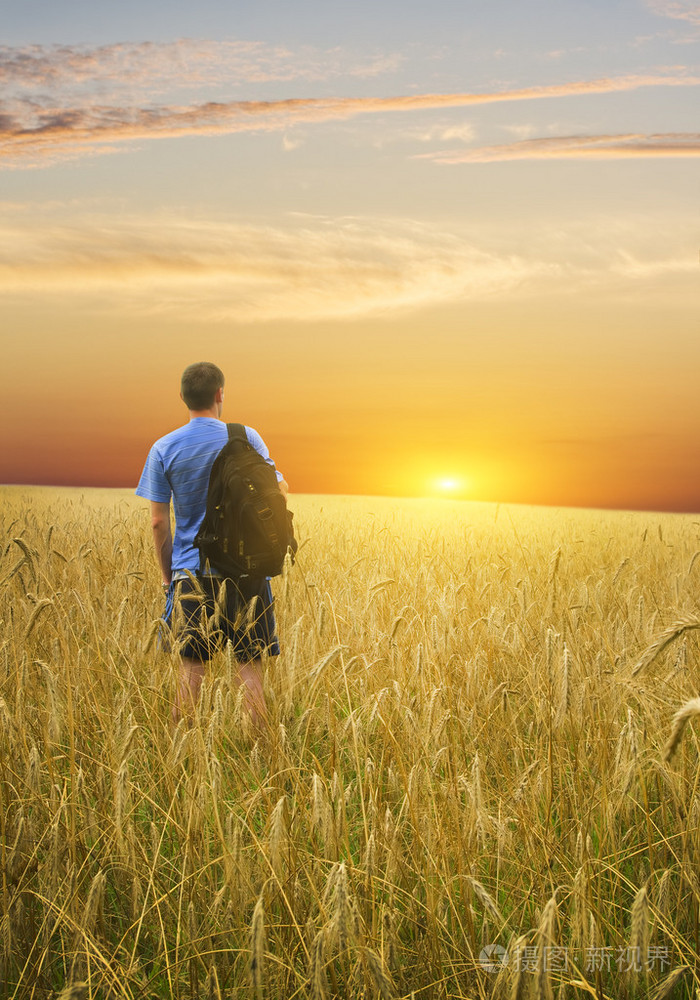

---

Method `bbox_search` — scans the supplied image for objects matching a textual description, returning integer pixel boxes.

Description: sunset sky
[2,0,699,511]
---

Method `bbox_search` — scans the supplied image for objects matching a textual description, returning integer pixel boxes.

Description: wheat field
[1,485,699,1000]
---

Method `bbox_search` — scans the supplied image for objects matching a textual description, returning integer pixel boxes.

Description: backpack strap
[226,422,248,445]
[196,423,248,575]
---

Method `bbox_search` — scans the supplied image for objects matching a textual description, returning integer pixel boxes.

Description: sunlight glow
[428,475,471,497]
[439,478,459,491]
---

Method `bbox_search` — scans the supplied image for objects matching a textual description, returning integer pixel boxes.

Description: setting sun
[429,475,471,498]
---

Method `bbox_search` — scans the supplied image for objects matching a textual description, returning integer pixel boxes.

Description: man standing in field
[136,361,288,726]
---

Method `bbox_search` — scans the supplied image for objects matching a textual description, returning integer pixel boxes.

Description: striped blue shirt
[135,418,283,573]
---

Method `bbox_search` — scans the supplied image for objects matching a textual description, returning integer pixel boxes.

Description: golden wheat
[1,486,700,998]
[664,697,700,762]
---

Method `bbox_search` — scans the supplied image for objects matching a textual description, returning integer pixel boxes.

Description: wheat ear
[664,697,700,762]
[632,618,700,677]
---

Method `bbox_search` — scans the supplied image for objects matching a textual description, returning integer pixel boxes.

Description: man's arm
[150,501,173,585]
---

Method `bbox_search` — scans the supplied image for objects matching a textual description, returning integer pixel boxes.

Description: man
[136,361,288,726]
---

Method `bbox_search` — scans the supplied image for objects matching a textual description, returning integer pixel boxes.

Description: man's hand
[150,501,173,585]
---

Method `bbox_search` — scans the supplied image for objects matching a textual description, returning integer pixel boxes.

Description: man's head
[180,362,225,412]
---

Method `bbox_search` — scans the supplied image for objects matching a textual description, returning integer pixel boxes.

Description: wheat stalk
[206,963,223,1000]
[363,946,397,1000]
[466,877,504,924]
[308,931,329,1000]
[664,697,700,761]
[632,618,700,677]
[509,934,529,1000]
[55,987,88,1000]
[249,891,266,1000]
[269,795,288,876]
[537,895,558,1000]
[629,884,650,978]
[648,965,690,1000]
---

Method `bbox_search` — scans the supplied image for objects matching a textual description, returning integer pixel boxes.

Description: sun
[429,475,470,497]
[438,478,459,492]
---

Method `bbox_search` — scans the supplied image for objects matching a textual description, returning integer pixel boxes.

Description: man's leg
[173,656,206,724]
[237,657,268,730]
[223,577,278,732]
[169,576,213,725]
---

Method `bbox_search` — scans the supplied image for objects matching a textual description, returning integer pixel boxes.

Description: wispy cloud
[609,249,700,278]
[0,210,693,322]
[646,1,700,25]
[282,133,305,151]
[0,40,403,96]
[375,121,476,145]
[421,132,700,163]
[2,70,699,167]
[0,213,555,321]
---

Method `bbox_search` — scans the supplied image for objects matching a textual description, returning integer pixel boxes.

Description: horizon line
[1,481,697,517]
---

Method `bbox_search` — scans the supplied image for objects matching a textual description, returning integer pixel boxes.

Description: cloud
[282,133,305,151]
[440,124,476,143]
[0,213,556,321]
[502,123,542,140]
[0,40,404,96]
[609,249,699,278]
[1,209,694,322]
[420,132,700,163]
[1,70,699,167]
[379,121,476,145]
[646,1,700,24]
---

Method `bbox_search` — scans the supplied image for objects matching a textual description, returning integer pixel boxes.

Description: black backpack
[194,423,296,578]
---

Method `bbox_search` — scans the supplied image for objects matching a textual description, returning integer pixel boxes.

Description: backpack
[194,423,296,578]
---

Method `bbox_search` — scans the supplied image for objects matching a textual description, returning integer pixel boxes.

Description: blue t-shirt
[136,418,283,573]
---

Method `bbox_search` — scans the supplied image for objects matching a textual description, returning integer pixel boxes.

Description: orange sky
[2,1,700,512]
[2,284,699,511]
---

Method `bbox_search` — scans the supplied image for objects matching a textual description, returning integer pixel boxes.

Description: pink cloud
[420,132,700,163]
[646,1,700,25]
[2,71,699,167]
[0,40,403,94]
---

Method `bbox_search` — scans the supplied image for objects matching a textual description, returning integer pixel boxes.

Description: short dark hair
[180,362,225,410]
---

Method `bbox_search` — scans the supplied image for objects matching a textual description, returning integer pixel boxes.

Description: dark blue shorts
[163,575,280,662]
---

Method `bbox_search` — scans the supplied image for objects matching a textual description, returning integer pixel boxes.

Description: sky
[1,0,699,511]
